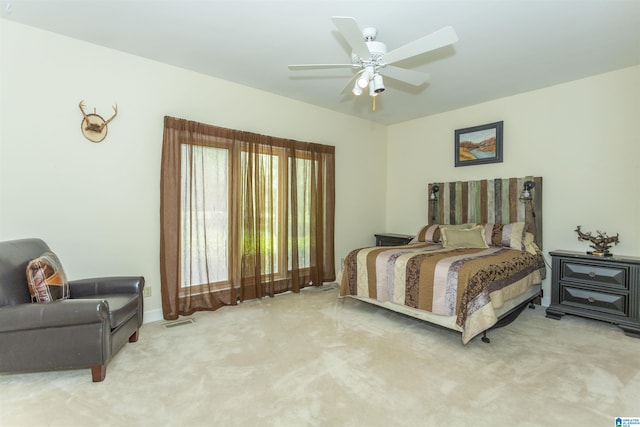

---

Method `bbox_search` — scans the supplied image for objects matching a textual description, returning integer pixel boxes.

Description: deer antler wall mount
[79,100,118,142]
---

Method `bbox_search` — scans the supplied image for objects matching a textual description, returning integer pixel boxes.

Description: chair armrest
[69,276,145,298]
[0,299,109,333]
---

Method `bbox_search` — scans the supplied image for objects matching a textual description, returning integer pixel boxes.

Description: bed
[338,176,546,344]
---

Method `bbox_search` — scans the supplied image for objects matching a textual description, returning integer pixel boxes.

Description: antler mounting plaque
[79,100,118,142]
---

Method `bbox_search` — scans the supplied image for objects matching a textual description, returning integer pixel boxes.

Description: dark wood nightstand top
[374,233,415,247]
[375,233,415,239]
[549,250,640,265]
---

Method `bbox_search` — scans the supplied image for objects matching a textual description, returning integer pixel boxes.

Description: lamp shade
[373,74,385,93]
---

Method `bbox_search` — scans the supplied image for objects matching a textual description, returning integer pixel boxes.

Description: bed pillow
[441,225,489,249]
[480,222,527,250]
[414,223,476,243]
[523,232,540,254]
[25,251,70,303]
[439,223,477,231]
[414,224,441,242]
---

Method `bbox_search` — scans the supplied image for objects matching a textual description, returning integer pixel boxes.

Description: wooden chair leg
[128,329,139,342]
[91,365,106,382]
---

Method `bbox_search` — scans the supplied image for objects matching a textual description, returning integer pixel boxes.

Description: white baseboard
[143,309,164,324]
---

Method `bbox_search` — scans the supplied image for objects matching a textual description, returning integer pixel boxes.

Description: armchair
[0,238,144,382]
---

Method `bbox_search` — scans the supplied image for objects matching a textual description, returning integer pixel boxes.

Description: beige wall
[2,19,638,317]
[387,65,640,304]
[0,20,387,320]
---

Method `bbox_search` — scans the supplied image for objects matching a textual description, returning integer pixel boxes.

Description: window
[289,156,314,271]
[180,144,229,289]
[160,117,335,319]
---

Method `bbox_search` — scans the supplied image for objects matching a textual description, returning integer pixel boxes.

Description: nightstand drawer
[560,285,627,317]
[560,261,628,289]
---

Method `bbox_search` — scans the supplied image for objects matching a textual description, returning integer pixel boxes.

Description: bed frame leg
[481,331,491,344]
[528,301,536,309]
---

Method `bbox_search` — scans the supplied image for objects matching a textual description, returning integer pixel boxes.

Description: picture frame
[454,121,503,167]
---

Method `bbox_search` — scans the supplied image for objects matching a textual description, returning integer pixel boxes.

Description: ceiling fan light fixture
[352,82,363,96]
[369,84,378,97]
[357,67,374,88]
[373,74,385,93]
[357,73,369,88]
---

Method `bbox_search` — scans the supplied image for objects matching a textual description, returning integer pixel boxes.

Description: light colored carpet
[2,283,639,426]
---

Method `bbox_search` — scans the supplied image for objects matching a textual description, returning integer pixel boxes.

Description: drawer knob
[587,296,596,303]
[588,271,596,278]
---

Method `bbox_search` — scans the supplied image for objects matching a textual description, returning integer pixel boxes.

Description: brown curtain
[160,116,335,320]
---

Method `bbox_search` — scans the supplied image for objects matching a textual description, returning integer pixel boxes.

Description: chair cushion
[73,294,138,329]
[25,252,70,303]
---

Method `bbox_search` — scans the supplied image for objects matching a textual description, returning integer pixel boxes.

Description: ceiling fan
[288,16,458,99]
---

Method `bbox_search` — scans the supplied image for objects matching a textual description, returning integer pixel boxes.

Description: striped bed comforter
[339,242,545,341]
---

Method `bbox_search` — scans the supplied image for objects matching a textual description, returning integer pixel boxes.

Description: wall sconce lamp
[519,181,535,202]
[429,184,440,202]
[519,180,536,218]
[429,184,439,222]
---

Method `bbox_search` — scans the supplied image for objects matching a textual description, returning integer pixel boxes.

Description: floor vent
[162,318,195,329]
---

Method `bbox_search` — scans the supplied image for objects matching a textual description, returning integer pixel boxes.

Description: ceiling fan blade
[331,16,370,60]
[383,26,458,65]
[288,64,356,70]
[380,66,430,86]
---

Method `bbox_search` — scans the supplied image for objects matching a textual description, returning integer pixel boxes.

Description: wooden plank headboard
[428,176,543,249]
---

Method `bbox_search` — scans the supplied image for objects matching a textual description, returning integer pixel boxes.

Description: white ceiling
[2,0,639,125]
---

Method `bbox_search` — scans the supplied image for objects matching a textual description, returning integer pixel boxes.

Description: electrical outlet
[143,287,152,298]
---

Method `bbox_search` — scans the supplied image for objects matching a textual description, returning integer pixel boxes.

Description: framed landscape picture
[454,121,503,167]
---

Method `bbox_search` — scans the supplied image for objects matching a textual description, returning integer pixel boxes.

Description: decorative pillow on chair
[480,222,528,250]
[26,252,70,302]
[441,225,489,249]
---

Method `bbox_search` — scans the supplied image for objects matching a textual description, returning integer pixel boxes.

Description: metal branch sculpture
[575,225,619,256]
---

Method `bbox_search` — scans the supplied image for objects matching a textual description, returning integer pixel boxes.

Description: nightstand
[546,250,640,338]
[374,233,414,247]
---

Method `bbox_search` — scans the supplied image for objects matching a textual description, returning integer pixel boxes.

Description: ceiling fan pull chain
[372,96,376,111]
